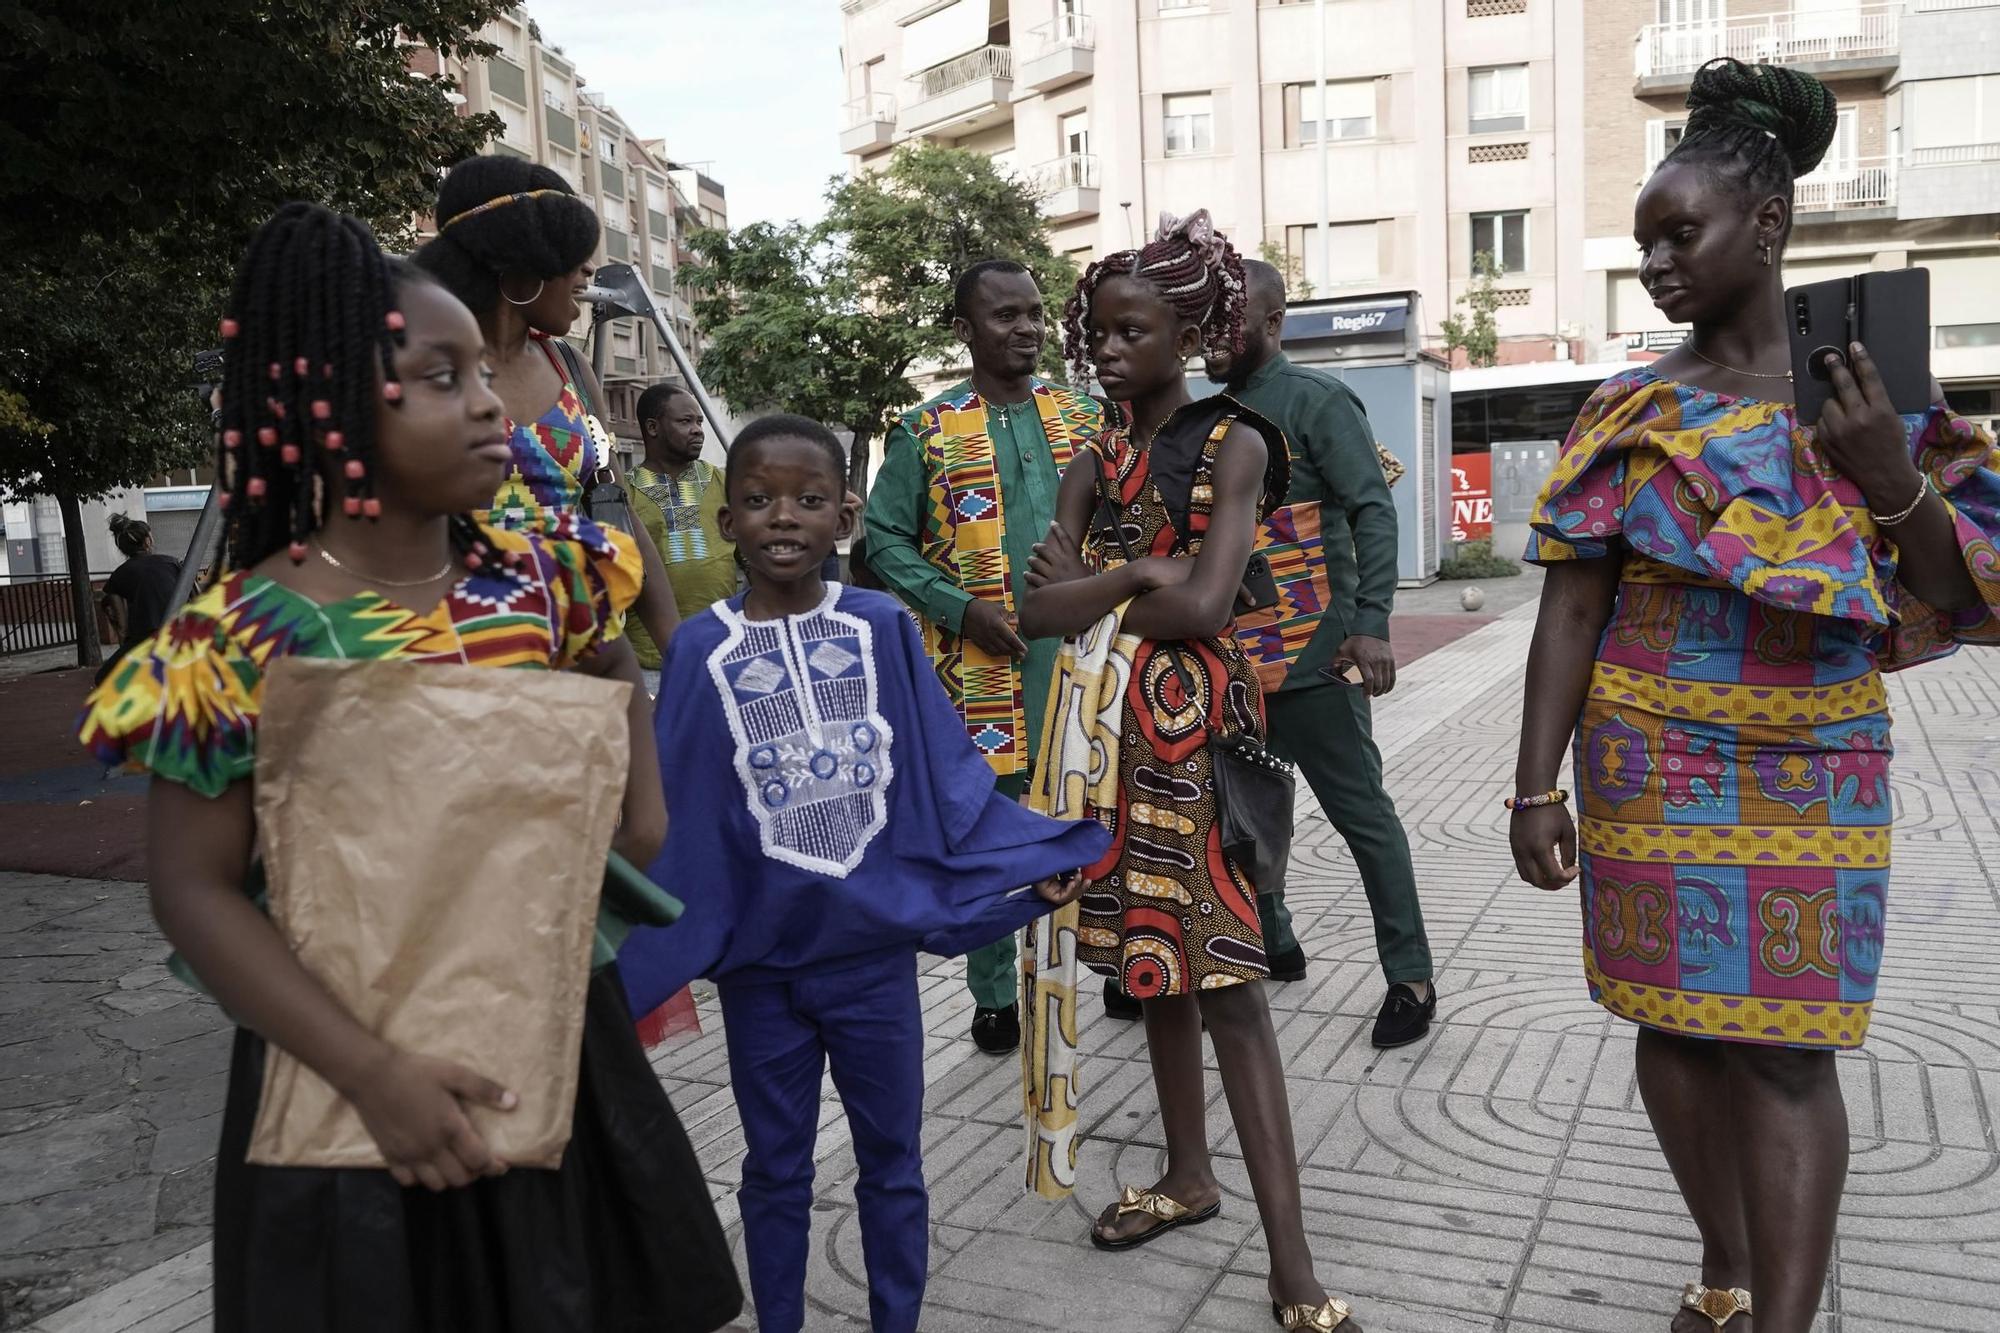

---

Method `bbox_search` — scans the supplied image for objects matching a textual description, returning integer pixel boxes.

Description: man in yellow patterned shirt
[625,383,738,689]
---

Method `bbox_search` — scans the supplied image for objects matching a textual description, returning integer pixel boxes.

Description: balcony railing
[1030,13,1096,53]
[1031,152,1101,195]
[1795,156,1895,213]
[841,0,893,13]
[1634,3,1900,79]
[845,91,896,129]
[908,44,1013,100]
[1909,142,2000,166]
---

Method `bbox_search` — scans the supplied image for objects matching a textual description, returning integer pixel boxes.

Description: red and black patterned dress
[1076,403,1286,997]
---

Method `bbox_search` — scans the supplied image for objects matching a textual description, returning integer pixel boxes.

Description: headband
[437,188,565,233]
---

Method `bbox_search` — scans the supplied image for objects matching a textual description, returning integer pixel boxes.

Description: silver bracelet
[1873,475,1931,527]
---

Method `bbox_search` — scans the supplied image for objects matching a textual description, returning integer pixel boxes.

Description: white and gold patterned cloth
[1021,602,1138,1199]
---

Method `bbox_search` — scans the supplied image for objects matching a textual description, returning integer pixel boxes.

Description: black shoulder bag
[551,337,633,535]
[1092,449,1295,894]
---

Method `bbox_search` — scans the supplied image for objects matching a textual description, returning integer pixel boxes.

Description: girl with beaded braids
[1512,60,2000,1333]
[415,155,683,654]
[77,203,741,1333]
[1022,212,1365,1332]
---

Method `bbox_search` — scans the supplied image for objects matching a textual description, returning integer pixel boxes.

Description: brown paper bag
[245,656,630,1170]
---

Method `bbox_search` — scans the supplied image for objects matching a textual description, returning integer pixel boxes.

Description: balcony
[1018,15,1095,94]
[1029,153,1101,222]
[901,44,1013,138]
[1900,142,2000,219]
[1634,3,1900,90]
[841,92,897,156]
[1793,156,1896,221]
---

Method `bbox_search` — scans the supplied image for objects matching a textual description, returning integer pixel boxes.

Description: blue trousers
[719,952,927,1333]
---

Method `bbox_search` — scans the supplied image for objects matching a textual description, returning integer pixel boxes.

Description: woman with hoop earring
[416,155,682,651]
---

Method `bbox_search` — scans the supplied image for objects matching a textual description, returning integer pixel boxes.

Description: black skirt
[213,966,742,1333]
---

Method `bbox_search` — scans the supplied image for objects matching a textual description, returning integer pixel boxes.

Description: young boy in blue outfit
[619,415,1107,1333]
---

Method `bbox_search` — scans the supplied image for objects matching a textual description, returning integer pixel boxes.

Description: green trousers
[965,772,1026,1009]
[1261,683,1433,985]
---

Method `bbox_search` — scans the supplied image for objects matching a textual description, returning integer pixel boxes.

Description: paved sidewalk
[17,597,2000,1331]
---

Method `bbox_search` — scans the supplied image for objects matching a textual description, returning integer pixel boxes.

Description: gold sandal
[1088,1184,1220,1251]
[1271,1297,1357,1330]
[1682,1283,1752,1328]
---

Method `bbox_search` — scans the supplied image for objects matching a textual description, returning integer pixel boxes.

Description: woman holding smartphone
[1512,59,2000,1333]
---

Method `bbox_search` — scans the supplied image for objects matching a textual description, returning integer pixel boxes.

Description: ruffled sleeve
[76,583,262,799]
[486,514,643,668]
[1876,407,2000,669]
[1522,371,1655,563]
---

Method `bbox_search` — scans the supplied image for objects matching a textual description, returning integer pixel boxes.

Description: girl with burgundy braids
[78,204,740,1333]
[1022,212,1365,1332]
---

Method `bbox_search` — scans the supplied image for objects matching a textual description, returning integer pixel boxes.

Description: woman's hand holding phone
[1815,342,1926,512]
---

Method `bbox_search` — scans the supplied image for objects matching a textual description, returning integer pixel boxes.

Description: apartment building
[422,6,728,442]
[1578,0,2000,416]
[839,0,1572,367]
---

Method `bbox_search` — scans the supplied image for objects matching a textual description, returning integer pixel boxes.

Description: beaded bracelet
[1873,475,1932,527]
[1504,789,1569,811]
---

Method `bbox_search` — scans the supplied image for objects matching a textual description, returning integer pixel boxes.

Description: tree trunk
[56,490,102,670]
[846,425,876,505]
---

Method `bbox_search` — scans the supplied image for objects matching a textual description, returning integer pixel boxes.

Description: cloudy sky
[519,0,848,227]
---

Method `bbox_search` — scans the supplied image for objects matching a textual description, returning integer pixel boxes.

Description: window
[542,85,570,114]
[1645,117,1687,173]
[488,58,528,107]
[1163,93,1214,157]
[1284,221,1379,290]
[598,132,620,164]
[1290,80,1375,147]
[1906,74,2000,153]
[1060,110,1091,158]
[1470,211,1528,274]
[491,100,530,147]
[1468,65,1528,135]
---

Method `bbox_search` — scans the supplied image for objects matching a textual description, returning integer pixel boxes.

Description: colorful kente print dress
[488,332,598,534]
[1528,368,2000,1049]
[1076,411,1285,997]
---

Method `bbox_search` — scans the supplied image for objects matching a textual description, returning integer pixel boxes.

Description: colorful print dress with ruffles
[1527,367,2000,1049]
[488,332,597,535]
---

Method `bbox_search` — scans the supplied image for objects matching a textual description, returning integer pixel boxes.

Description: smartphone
[1788,268,1930,425]
[1318,658,1365,688]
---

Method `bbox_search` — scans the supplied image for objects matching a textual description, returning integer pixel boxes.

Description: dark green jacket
[1230,352,1397,690]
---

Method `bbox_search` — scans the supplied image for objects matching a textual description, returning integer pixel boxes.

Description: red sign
[1451,452,1492,543]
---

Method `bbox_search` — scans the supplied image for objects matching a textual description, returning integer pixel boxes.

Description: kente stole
[914,382,1098,775]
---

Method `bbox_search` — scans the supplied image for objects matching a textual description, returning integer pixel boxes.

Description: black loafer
[1102,979,1142,1022]
[1371,982,1437,1049]
[1266,943,1307,983]
[971,1004,1020,1054]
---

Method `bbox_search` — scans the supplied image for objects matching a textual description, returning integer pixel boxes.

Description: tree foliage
[685,145,1074,491]
[1439,251,1503,370]
[1255,239,1315,302]
[0,1,506,509]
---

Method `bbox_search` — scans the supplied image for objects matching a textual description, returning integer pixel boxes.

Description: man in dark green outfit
[1204,259,1438,1048]
[863,260,1105,1055]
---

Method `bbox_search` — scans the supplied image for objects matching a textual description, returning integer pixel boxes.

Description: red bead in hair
[257,426,278,447]
[311,400,331,420]
[362,498,382,518]
[385,311,406,332]
[217,492,232,510]
[322,362,334,378]
[280,444,301,465]
[219,318,240,339]
[222,429,243,448]
[343,497,363,517]
[294,357,310,376]
[324,430,345,451]
[344,459,365,480]
[383,382,403,402]
[465,552,484,570]
[288,541,309,563]
[246,477,267,498]
[268,362,282,381]
[268,399,286,419]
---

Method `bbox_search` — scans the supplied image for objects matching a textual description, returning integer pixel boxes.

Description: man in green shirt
[1206,259,1438,1049]
[863,260,1104,1055]
[625,383,737,690]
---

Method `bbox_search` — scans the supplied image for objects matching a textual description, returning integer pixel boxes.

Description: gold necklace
[315,544,456,588]
[1684,341,1793,381]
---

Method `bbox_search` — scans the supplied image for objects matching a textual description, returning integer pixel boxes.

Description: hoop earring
[502,278,546,307]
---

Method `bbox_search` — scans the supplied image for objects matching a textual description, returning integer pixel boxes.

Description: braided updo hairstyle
[1663,58,1839,238]
[413,155,600,317]
[215,203,481,571]
[1063,210,1249,385]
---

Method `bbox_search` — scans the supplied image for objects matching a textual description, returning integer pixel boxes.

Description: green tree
[1440,251,1503,370]
[685,144,1074,495]
[0,1,505,665]
[1255,239,1315,301]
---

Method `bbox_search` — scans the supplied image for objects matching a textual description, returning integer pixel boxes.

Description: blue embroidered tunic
[618,584,1110,1010]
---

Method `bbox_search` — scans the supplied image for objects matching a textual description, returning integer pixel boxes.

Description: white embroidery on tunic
[707,585,895,878]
